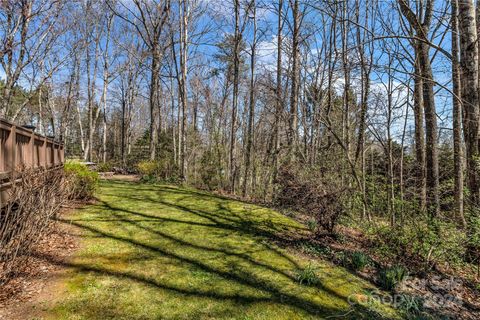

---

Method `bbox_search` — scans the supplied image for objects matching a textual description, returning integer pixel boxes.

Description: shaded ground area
[0,207,81,320]
[33,180,400,319]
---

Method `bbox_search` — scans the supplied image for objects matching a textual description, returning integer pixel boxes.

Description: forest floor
[1,178,402,319]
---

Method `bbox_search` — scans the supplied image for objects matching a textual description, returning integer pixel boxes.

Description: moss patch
[51,180,400,319]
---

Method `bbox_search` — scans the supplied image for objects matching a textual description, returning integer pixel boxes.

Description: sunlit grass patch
[51,179,401,320]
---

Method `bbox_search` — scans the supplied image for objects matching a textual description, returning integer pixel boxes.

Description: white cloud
[256,35,278,71]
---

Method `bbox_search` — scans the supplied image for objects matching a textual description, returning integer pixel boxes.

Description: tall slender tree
[243,0,257,197]
[398,0,440,216]
[452,0,466,226]
[230,0,241,193]
[288,0,300,156]
[458,0,480,207]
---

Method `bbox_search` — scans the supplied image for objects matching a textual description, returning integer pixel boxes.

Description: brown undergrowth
[0,169,68,285]
[276,218,480,320]
[0,203,82,319]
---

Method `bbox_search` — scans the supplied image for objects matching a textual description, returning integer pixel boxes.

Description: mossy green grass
[51,179,400,319]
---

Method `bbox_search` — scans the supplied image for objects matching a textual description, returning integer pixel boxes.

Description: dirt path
[1,271,68,320]
[0,207,82,320]
[0,176,139,319]
[99,174,140,182]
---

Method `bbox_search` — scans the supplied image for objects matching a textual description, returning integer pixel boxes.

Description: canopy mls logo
[347,276,464,310]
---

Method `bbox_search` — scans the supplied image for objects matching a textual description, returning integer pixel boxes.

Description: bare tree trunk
[399,0,439,216]
[85,13,102,162]
[38,80,44,135]
[452,0,466,227]
[413,48,427,211]
[179,0,189,180]
[354,0,372,220]
[399,92,410,223]
[101,15,113,163]
[386,57,395,226]
[150,50,160,160]
[288,0,299,156]
[243,0,256,197]
[341,0,351,161]
[171,76,177,166]
[419,42,440,217]
[121,88,126,166]
[229,0,241,193]
[458,0,480,207]
[271,0,283,190]
[60,71,74,147]
[73,53,85,155]
[177,87,182,166]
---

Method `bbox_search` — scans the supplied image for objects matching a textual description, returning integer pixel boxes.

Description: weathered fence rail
[0,118,64,205]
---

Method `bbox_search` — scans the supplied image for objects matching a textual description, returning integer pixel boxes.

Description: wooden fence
[0,118,64,205]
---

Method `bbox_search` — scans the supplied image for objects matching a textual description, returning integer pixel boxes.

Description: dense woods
[2,0,480,307]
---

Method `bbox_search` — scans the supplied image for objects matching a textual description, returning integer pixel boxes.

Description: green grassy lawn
[51,179,400,319]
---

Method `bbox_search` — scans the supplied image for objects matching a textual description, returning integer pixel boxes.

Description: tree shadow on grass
[101,182,305,233]
[53,219,334,316]
[93,195,306,271]
[101,191,305,241]
[53,219,395,320]
[55,182,398,319]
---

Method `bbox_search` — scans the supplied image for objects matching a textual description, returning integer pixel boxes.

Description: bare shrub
[275,165,351,235]
[0,168,67,285]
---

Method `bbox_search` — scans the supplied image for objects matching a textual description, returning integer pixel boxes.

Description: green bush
[334,251,347,265]
[137,160,179,183]
[294,263,320,286]
[300,243,332,257]
[140,174,158,184]
[466,213,480,270]
[306,219,318,232]
[396,294,425,319]
[468,214,480,243]
[336,233,347,244]
[198,149,224,190]
[415,219,466,268]
[367,219,466,271]
[64,161,99,200]
[97,161,114,172]
[349,251,371,271]
[378,265,408,291]
[137,160,158,178]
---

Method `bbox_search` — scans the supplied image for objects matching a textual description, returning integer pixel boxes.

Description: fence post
[28,131,34,168]
[43,136,47,168]
[7,126,16,172]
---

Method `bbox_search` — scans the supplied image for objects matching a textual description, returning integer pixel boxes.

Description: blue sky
[0,0,455,143]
